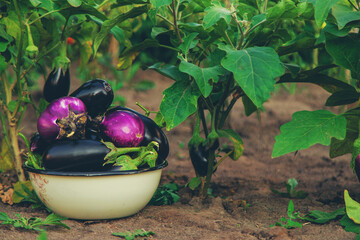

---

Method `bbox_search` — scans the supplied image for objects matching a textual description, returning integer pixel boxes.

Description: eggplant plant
[271,1,360,182]
[114,0,324,198]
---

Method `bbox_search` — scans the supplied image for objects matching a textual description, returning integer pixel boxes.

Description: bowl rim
[23,160,168,177]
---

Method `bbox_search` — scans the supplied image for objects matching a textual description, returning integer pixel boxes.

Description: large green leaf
[179,60,225,97]
[67,0,82,7]
[326,34,360,80]
[330,108,360,158]
[272,110,347,158]
[92,5,148,57]
[220,46,285,108]
[314,0,341,27]
[344,190,360,224]
[160,80,201,130]
[332,4,360,30]
[203,1,232,29]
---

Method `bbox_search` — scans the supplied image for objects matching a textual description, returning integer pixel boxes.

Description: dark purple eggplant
[107,107,169,164]
[30,132,48,155]
[70,79,114,118]
[100,110,145,147]
[42,139,110,171]
[37,96,87,141]
[189,142,217,177]
[43,68,70,102]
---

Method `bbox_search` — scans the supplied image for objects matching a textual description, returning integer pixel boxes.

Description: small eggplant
[43,68,70,102]
[107,107,169,163]
[100,110,144,147]
[37,96,87,141]
[189,143,217,177]
[42,139,110,171]
[30,132,48,155]
[70,79,114,118]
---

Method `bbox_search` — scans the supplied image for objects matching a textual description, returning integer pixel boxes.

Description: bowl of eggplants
[24,73,169,220]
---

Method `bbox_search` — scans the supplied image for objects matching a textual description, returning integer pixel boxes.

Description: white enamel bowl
[24,161,167,220]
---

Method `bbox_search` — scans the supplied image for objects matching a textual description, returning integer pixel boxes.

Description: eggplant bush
[113,0,337,198]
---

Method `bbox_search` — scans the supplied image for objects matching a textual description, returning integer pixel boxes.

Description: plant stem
[348,0,359,10]
[172,0,183,43]
[156,14,175,27]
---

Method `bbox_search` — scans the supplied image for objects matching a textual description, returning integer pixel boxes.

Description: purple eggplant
[42,139,110,171]
[30,132,48,155]
[37,96,87,142]
[107,106,169,163]
[43,68,70,102]
[70,79,114,118]
[100,110,144,147]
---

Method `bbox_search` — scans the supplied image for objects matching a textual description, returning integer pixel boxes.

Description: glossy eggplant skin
[42,139,110,171]
[107,107,169,164]
[43,68,70,102]
[70,79,114,118]
[30,132,48,155]
[189,143,217,177]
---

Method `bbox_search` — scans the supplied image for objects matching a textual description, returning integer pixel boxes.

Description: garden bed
[0,71,358,240]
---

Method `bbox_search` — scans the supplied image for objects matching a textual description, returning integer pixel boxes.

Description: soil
[0,70,359,240]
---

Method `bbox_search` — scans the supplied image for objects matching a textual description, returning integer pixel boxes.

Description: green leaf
[117,39,160,70]
[148,63,188,82]
[160,80,201,130]
[0,55,7,73]
[266,0,309,20]
[179,59,225,97]
[178,33,199,58]
[332,4,360,30]
[314,0,341,27]
[29,0,41,7]
[67,0,82,7]
[218,129,244,160]
[330,109,360,158]
[151,0,171,10]
[151,27,169,38]
[325,89,359,106]
[242,94,258,116]
[203,1,232,29]
[188,177,202,190]
[93,5,148,57]
[326,34,360,80]
[12,181,33,204]
[220,46,285,108]
[272,110,347,158]
[341,215,360,234]
[303,208,346,224]
[344,190,360,224]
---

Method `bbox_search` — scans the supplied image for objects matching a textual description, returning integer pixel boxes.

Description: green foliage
[12,181,48,211]
[272,110,347,158]
[0,212,69,237]
[270,200,303,229]
[112,229,155,240]
[149,183,180,206]
[271,178,308,199]
[301,208,346,224]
